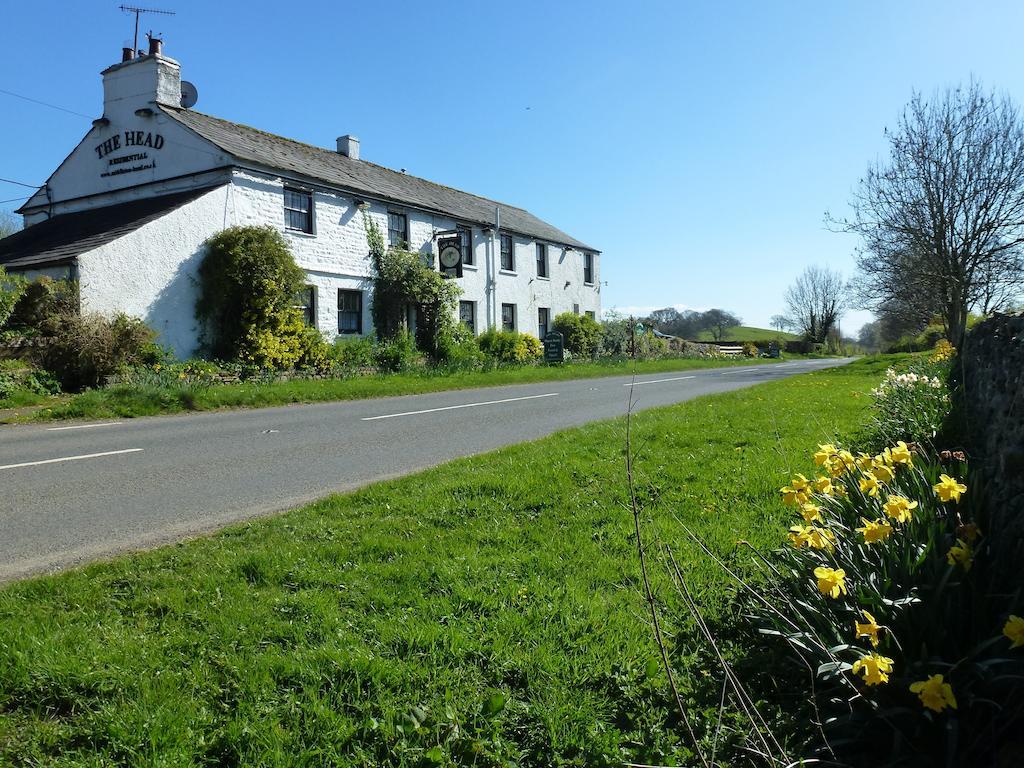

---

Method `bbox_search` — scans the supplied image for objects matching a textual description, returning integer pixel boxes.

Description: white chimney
[101,44,182,116]
[337,135,360,160]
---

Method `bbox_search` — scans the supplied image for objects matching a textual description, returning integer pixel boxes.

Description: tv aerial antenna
[119,5,175,55]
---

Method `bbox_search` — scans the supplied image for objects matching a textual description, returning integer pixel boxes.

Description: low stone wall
[952,312,1024,580]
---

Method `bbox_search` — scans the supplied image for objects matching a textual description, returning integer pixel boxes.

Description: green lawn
[693,324,798,342]
[0,357,890,767]
[13,355,802,423]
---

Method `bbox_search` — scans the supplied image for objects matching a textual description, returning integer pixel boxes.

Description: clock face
[439,245,461,268]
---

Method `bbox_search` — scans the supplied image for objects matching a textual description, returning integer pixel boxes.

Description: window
[573,303,580,315]
[338,289,363,334]
[458,225,473,266]
[585,310,596,321]
[584,252,595,284]
[536,243,548,278]
[459,300,476,333]
[501,303,516,331]
[500,234,514,271]
[295,285,316,327]
[284,188,313,233]
[538,307,550,339]
[388,211,408,248]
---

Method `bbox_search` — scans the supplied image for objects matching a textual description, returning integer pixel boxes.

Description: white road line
[362,392,559,421]
[718,367,761,375]
[624,375,696,387]
[0,448,144,471]
[47,422,124,432]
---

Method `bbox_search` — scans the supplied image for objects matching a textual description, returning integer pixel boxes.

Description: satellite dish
[180,81,198,109]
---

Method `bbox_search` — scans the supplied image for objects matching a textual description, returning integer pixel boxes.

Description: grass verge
[0,357,890,767]
[15,355,806,423]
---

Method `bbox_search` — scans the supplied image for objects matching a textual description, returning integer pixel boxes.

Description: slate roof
[159,106,598,252]
[0,185,224,270]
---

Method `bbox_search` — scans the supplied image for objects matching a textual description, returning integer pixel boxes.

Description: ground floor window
[501,303,516,331]
[573,303,580,315]
[538,307,550,338]
[338,289,362,334]
[295,285,316,327]
[459,300,476,333]
[585,310,596,321]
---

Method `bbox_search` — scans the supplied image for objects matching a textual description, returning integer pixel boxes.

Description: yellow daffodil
[851,652,894,686]
[934,474,967,503]
[856,517,893,544]
[855,610,881,648]
[789,474,811,491]
[833,483,848,498]
[825,457,845,477]
[806,527,836,552]
[814,566,847,598]
[882,495,918,524]
[788,525,812,548]
[813,476,833,495]
[800,502,822,524]
[910,674,957,712]
[1003,615,1024,649]
[889,441,913,467]
[814,444,837,466]
[856,453,875,471]
[859,472,880,498]
[957,522,981,543]
[830,450,856,476]
[873,462,895,484]
[781,485,810,507]
[947,540,973,572]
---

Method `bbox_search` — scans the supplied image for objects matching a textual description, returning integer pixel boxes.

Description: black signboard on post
[543,331,565,363]
[437,237,462,278]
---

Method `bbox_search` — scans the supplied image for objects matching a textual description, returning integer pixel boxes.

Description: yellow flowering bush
[753,439,1024,766]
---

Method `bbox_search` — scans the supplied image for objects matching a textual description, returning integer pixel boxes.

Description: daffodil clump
[764,438,1023,739]
[867,358,952,449]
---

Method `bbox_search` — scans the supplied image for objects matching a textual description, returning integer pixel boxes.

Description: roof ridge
[159,106,535,216]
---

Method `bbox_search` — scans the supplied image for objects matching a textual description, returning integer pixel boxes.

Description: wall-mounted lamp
[134,107,154,117]
[91,117,110,128]
[564,280,572,289]
[564,246,575,253]
[354,199,370,211]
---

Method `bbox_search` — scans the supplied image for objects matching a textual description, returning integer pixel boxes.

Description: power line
[0,177,40,189]
[0,88,91,119]
[0,194,31,205]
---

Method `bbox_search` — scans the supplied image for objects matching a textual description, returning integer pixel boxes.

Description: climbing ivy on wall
[196,225,327,369]
[362,213,461,360]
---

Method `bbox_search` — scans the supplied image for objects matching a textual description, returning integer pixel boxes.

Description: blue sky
[3,1,1024,334]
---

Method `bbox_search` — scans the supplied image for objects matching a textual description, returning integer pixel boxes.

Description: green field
[0,357,889,766]
[3,355,798,423]
[693,324,798,342]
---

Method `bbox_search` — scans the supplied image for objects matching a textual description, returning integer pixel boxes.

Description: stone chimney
[336,135,360,160]
[101,42,181,116]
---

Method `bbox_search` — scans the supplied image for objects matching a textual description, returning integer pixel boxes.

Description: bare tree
[0,210,21,240]
[769,314,792,333]
[784,266,846,343]
[700,308,741,341]
[834,83,1024,347]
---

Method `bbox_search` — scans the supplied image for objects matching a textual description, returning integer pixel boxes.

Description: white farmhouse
[0,40,601,357]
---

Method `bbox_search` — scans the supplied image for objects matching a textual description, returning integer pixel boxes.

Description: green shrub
[330,336,376,369]
[434,323,486,368]
[0,266,26,329]
[6,277,77,333]
[552,312,601,357]
[477,329,542,363]
[33,312,160,391]
[742,341,759,357]
[196,226,327,369]
[374,329,419,372]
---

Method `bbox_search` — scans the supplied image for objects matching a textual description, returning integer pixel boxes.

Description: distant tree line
[642,307,742,341]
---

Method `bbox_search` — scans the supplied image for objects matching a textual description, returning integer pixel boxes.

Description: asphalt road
[0,358,852,581]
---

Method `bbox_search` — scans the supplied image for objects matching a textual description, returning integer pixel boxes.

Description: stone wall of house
[953,312,1024,577]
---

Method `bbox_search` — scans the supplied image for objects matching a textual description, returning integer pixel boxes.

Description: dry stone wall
[952,312,1024,580]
